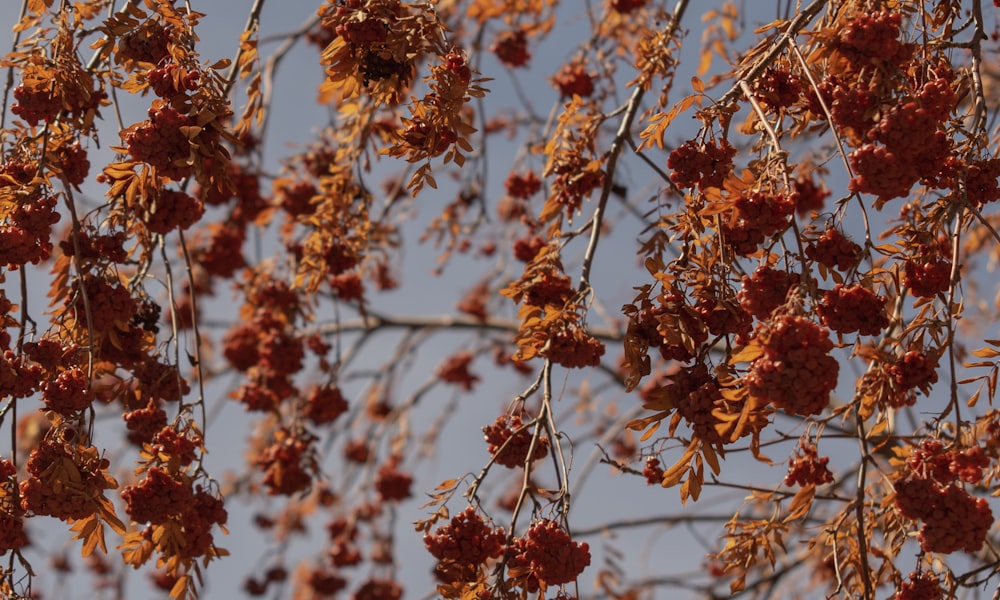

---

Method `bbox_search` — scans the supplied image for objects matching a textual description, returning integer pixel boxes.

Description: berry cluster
[257,429,317,496]
[723,190,796,255]
[906,440,989,486]
[505,170,542,199]
[121,466,192,525]
[667,139,736,190]
[836,11,908,65]
[142,189,205,234]
[784,442,834,487]
[549,155,605,216]
[817,284,888,336]
[512,235,545,262]
[424,507,505,581]
[444,51,472,84]
[744,315,839,416]
[792,174,831,215]
[609,0,647,12]
[354,578,403,600]
[303,384,349,425]
[886,350,938,394]
[0,459,27,554]
[20,440,114,521]
[849,77,955,202]
[643,456,665,485]
[68,274,137,335]
[523,270,574,308]
[1,192,60,268]
[41,367,94,415]
[694,296,752,343]
[545,325,605,368]
[150,425,201,467]
[894,477,992,554]
[147,62,200,99]
[553,63,595,98]
[737,265,796,319]
[124,103,194,180]
[57,141,90,187]
[806,228,862,271]
[194,222,247,278]
[116,20,172,66]
[275,179,318,217]
[903,254,951,298]
[123,400,168,445]
[374,455,413,501]
[894,571,942,600]
[957,158,1000,206]
[483,413,550,468]
[754,68,802,111]
[436,351,480,391]
[507,520,591,590]
[492,29,530,68]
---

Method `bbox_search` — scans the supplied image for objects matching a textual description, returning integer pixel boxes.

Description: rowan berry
[754,68,801,111]
[745,315,839,416]
[553,63,595,98]
[817,283,889,335]
[737,265,796,319]
[436,351,481,391]
[493,29,530,68]
[353,579,403,600]
[545,325,605,369]
[121,466,192,525]
[303,384,349,425]
[375,456,412,501]
[483,413,549,468]
[124,103,194,180]
[895,571,942,600]
[806,227,861,271]
[423,507,505,567]
[509,520,590,588]
[609,0,647,13]
[41,366,94,415]
[667,139,736,190]
[505,170,542,199]
[903,255,951,298]
[643,456,664,485]
[784,442,834,487]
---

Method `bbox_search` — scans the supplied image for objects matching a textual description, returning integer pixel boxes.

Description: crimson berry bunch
[849,76,956,202]
[724,190,797,254]
[146,62,200,99]
[374,455,413,501]
[123,400,168,446]
[835,10,910,65]
[545,324,606,368]
[523,269,574,308]
[116,19,172,66]
[257,428,318,496]
[894,477,993,554]
[754,68,802,111]
[548,154,605,216]
[444,51,472,84]
[41,367,94,416]
[20,439,115,521]
[504,170,542,199]
[507,520,591,590]
[894,571,943,600]
[903,253,951,298]
[667,139,736,190]
[0,458,27,555]
[492,29,530,68]
[303,384,349,425]
[70,274,137,333]
[817,283,889,336]
[193,222,247,277]
[483,413,550,468]
[275,179,318,217]
[609,0,647,13]
[121,466,192,525]
[784,441,834,487]
[424,507,505,582]
[56,141,90,187]
[553,63,595,98]
[1,192,61,268]
[123,102,194,180]
[792,173,831,215]
[354,578,403,600]
[737,265,797,319]
[436,351,481,391]
[694,296,753,343]
[643,456,665,485]
[886,350,939,395]
[806,227,862,271]
[141,189,204,234]
[744,315,839,416]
